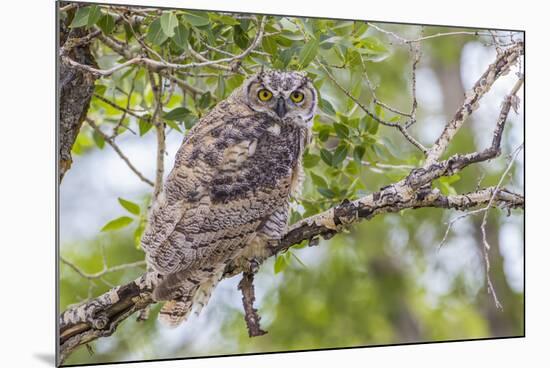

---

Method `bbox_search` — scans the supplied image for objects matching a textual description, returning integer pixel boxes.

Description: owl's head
[241,70,317,127]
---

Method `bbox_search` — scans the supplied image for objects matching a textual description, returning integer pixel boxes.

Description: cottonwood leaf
[183,11,210,26]
[163,107,190,121]
[118,198,140,215]
[298,38,319,68]
[101,216,133,232]
[146,18,169,46]
[97,13,115,34]
[172,23,189,49]
[160,12,178,37]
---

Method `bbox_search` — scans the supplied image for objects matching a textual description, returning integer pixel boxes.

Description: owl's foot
[246,257,261,274]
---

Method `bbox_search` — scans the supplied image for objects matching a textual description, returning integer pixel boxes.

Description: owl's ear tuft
[257,66,266,81]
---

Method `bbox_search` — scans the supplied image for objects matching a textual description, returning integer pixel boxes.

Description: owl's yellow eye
[257,89,273,102]
[290,91,305,103]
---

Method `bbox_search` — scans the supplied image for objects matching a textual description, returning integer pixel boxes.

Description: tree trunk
[58,8,97,181]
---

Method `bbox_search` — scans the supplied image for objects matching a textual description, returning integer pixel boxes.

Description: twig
[86,118,154,187]
[61,256,146,280]
[238,272,267,337]
[407,42,421,128]
[480,143,523,309]
[367,23,522,44]
[424,42,523,166]
[93,93,145,129]
[148,71,166,199]
[318,62,427,154]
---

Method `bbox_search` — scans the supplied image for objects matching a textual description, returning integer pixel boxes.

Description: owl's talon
[247,257,261,274]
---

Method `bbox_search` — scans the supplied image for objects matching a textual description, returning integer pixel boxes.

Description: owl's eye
[257,89,273,102]
[290,91,305,103]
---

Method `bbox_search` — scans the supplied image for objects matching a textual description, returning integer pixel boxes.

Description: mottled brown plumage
[141,70,317,326]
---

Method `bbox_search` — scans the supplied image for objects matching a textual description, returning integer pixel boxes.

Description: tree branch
[238,272,267,337]
[59,182,523,362]
[424,42,523,166]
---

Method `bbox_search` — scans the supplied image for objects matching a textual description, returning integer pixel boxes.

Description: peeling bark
[58,12,98,181]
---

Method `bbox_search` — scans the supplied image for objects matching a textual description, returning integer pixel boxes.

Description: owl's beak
[274,97,287,118]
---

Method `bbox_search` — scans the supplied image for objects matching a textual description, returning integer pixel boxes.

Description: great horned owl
[141,70,318,326]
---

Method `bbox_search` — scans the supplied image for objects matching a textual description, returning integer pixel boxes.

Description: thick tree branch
[59,183,523,362]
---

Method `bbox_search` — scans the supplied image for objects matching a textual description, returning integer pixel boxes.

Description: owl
[141,70,318,327]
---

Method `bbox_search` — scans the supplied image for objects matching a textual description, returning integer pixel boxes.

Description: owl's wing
[142,111,295,275]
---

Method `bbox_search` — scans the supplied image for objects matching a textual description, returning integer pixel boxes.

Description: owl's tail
[155,267,223,327]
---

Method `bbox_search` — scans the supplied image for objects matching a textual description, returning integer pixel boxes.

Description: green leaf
[362,37,389,54]
[123,23,134,41]
[165,119,183,133]
[101,216,133,232]
[197,92,212,109]
[319,98,336,116]
[87,5,102,27]
[332,145,348,166]
[183,11,210,26]
[233,25,250,50]
[274,252,290,274]
[97,13,115,34]
[163,107,190,121]
[226,75,244,91]
[138,119,153,136]
[318,127,331,142]
[160,12,178,37]
[70,6,90,28]
[317,187,336,198]
[172,23,189,49]
[320,148,333,166]
[368,115,380,135]
[94,84,107,96]
[92,130,105,149]
[298,38,319,68]
[333,123,349,139]
[217,14,239,25]
[353,145,366,164]
[146,18,169,46]
[184,115,198,129]
[262,36,278,56]
[310,172,328,188]
[303,153,320,168]
[118,198,140,215]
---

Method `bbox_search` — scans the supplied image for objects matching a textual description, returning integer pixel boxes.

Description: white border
[1,0,546,367]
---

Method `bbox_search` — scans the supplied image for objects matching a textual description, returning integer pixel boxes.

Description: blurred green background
[59,4,524,365]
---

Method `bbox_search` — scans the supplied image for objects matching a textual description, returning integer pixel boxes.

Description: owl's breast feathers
[141,100,310,276]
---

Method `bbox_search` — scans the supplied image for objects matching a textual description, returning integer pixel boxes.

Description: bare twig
[238,272,267,337]
[480,143,523,309]
[318,62,428,154]
[86,118,154,186]
[61,256,146,280]
[367,23,522,45]
[147,71,166,199]
[424,42,523,166]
